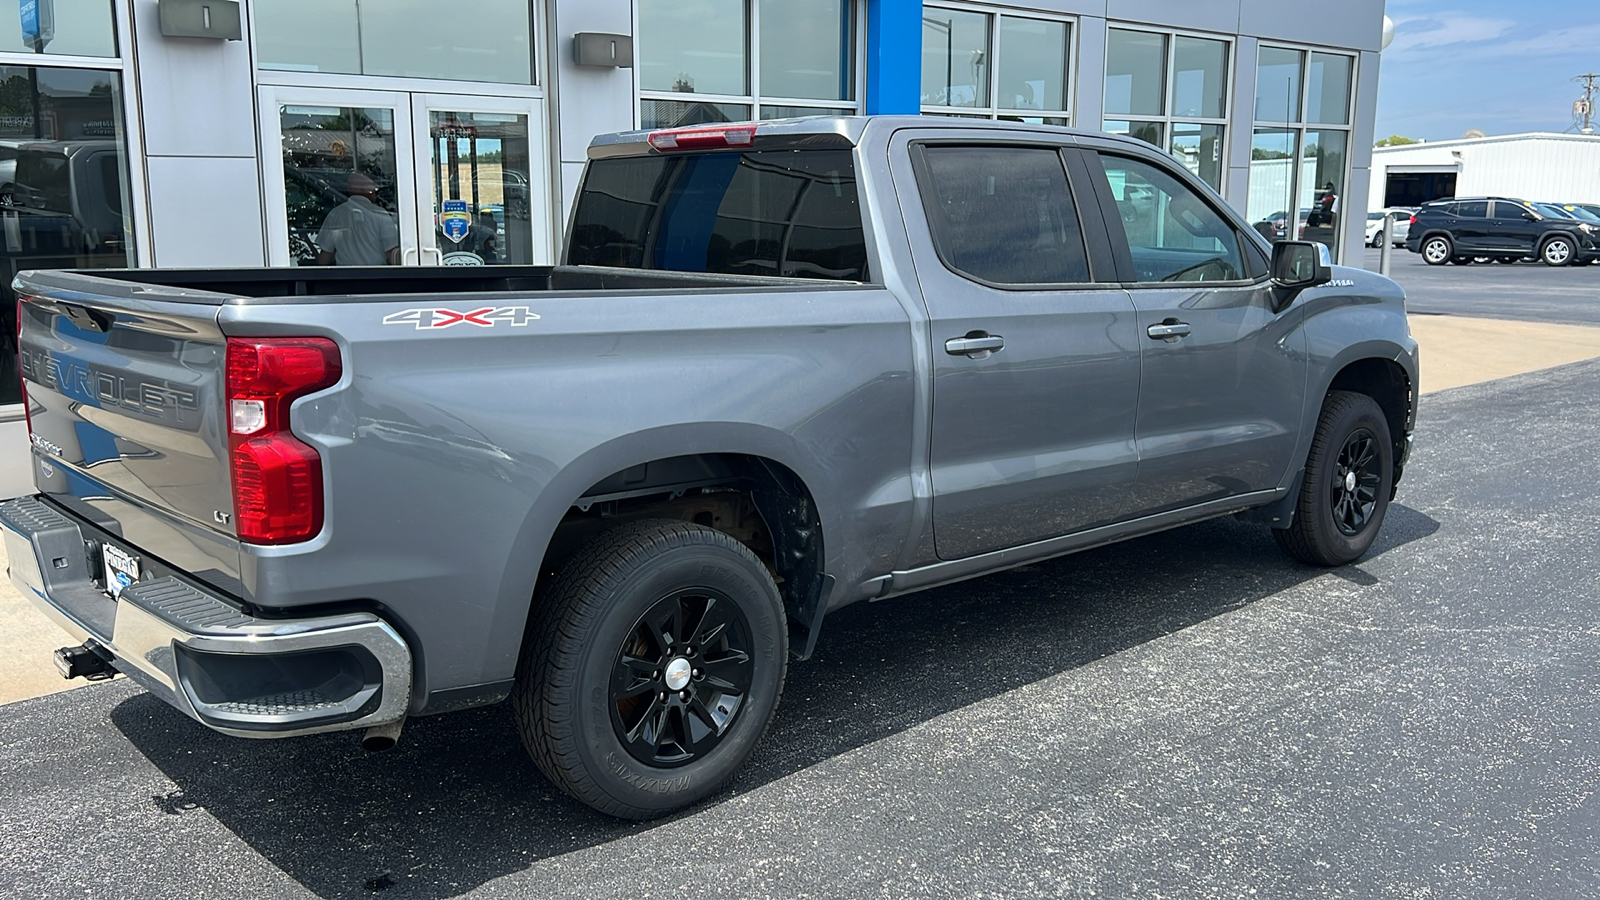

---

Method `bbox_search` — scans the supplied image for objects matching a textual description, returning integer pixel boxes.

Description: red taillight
[647,124,757,151]
[1409,215,1417,225]
[225,337,341,544]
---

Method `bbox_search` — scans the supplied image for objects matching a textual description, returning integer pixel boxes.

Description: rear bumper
[1,495,410,738]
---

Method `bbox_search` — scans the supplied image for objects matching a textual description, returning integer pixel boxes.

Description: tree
[1374,134,1420,147]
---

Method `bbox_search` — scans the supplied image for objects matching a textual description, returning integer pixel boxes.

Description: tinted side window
[915,145,1090,285]
[1098,154,1246,283]
[1455,200,1488,218]
[568,149,867,281]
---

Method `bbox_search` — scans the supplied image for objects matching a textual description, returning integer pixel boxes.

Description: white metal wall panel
[1370,136,1600,207]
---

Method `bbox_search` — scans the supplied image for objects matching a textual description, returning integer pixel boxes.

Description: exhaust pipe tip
[361,718,405,752]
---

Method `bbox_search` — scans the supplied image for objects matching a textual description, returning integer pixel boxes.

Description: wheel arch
[488,424,837,682]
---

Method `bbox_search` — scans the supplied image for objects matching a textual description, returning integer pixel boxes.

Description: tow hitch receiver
[54,643,115,681]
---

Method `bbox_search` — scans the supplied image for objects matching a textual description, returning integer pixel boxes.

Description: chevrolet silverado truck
[3,117,1417,819]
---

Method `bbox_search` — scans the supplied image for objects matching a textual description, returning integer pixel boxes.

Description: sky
[1375,2,1600,141]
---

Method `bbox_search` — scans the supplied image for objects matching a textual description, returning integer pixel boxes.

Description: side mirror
[1521,211,1539,221]
[1271,240,1332,291]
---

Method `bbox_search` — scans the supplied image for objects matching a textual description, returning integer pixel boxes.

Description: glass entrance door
[412,94,549,266]
[261,87,551,267]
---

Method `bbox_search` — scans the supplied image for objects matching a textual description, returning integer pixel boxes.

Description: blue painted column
[864,0,922,114]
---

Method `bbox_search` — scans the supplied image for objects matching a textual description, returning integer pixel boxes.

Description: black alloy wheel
[610,587,754,767]
[513,518,787,819]
[1273,390,1395,566]
[1329,428,1383,536]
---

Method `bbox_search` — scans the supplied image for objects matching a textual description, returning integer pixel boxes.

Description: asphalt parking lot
[1363,246,1600,326]
[3,263,1600,898]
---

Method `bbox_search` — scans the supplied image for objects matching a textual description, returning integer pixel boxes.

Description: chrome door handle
[945,333,1005,359]
[1146,321,1191,341]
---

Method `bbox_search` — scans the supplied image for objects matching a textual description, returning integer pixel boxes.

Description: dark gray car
[3,117,1417,819]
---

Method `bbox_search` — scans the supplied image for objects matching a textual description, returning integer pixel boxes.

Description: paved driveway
[3,357,1597,899]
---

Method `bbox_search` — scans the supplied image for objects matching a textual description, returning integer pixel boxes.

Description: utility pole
[1578,73,1599,134]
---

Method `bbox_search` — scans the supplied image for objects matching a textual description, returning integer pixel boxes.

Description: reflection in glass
[1103,119,1163,149]
[1099,155,1244,282]
[760,106,852,120]
[760,0,852,101]
[1170,122,1224,190]
[1306,52,1352,125]
[0,67,133,405]
[639,0,747,96]
[429,111,533,266]
[641,99,750,129]
[0,0,117,58]
[280,106,400,266]
[1172,37,1228,119]
[921,10,989,108]
[1301,129,1347,254]
[257,0,533,84]
[998,115,1069,126]
[255,0,360,74]
[1255,46,1304,122]
[1104,29,1166,117]
[1247,128,1298,242]
[997,16,1067,112]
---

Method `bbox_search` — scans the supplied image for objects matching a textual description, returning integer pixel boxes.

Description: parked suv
[1405,196,1600,266]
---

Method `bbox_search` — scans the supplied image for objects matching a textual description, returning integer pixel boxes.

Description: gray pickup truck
[3,117,1416,819]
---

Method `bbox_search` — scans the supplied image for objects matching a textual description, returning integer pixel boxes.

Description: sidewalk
[3,313,1598,706]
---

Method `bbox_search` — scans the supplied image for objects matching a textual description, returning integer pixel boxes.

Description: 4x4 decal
[382,306,540,329]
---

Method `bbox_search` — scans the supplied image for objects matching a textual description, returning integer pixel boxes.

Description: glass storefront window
[428,111,534,265]
[1170,122,1224,189]
[760,0,852,101]
[760,105,853,119]
[1306,52,1353,125]
[256,0,534,85]
[639,0,747,96]
[1104,28,1166,117]
[0,66,134,405]
[278,105,401,266]
[1246,128,1298,243]
[920,9,989,109]
[1171,36,1227,119]
[997,16,1067,112]
[640,99,750,130]
[1103,119,1162,149]
[1255,46,1303,123]
[0,0,117,58]
[1300,129,1347,250]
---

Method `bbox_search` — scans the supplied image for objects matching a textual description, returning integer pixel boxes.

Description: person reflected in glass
[316,172,400,265]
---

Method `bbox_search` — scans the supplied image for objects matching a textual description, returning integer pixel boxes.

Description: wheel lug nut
[658,692,666,701]
[679,690,689,701]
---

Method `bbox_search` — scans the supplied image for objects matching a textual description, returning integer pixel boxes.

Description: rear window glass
[1454,200,1488,218]
[568,149,867,281]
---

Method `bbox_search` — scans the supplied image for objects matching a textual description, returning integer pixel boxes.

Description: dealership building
[0,0,1386,496]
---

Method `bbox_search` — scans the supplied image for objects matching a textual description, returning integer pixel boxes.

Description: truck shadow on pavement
[112,505,1438,899]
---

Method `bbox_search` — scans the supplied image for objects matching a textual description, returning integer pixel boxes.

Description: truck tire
[1273,391,1393,567]
[512,518,788,819]
[1420,235,1452,265]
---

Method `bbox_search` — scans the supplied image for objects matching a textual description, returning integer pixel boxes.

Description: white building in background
[1370,133,1600,209]
[0,0,1387,497]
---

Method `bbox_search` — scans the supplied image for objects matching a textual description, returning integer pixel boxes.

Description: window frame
[919,2,1077,125]
[1250,42,1358,256]
[907,139,1115,291]
[1085,147,1267,287]
[1100,23,1233,192]
[633,0,867,127]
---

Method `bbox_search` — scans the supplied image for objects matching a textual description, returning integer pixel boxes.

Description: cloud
[1386,14,1517,54]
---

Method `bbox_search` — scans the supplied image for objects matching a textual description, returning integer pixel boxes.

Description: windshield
[1534,203,1573,219]
[1367,212,1384,220]
[1560,205,1600,223]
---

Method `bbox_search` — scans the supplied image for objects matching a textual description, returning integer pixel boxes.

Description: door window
[279,105,402,266]
[427,111,534,265]
[914,145,1089,285]
[1454,200,1488,218]
[1098,154,1246,283]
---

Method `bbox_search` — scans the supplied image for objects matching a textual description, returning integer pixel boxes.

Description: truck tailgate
[16,271,235,540]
